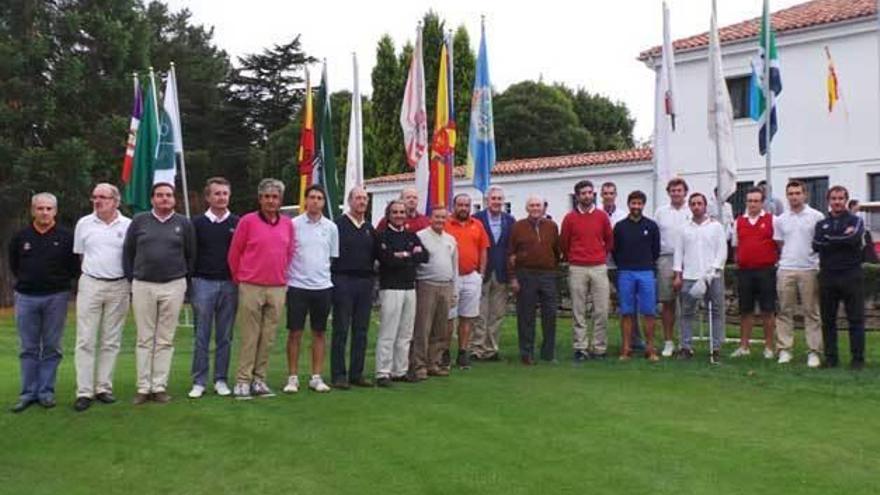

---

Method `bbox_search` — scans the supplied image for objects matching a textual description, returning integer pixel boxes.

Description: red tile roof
[365,148,653,185]
[638,0,876,61]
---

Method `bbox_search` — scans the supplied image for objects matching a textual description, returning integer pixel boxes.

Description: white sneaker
[661,341,675,358]
[309,375,331,393]
[777,349,793,364]
[763,348,775,360]
[233,382,253,400]
[282,375,299,394]
[188,384,205,399]
[252,380,276,398]
[214,380,231,397]
[730,347,750,358]
[807,352,821,369]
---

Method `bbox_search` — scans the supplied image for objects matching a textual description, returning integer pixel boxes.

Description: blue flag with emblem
[466,18,496,194]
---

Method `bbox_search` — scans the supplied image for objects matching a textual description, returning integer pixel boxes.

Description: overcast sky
[165,0,805,140]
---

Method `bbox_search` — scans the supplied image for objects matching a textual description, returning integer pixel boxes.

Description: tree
[493,81,593,159]
[369,34,404,177]
[231,35,315,144]
[562,87,635,151]
[452,25,476,165]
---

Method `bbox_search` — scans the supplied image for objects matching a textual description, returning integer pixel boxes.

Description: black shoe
[10,400,35,414]
[39,397,56,409]
[822,359,839,369]
[676,348,694,360]
[631,341,647,353]
[376,377,392,388]
[74,397,93,412]
[589,352,607,360]
[457,350,471,370]
[95,392,117,404]
[332,379,351,390]
[350,377,374,388]
[440,349,451,369]
[710,350,721,365]
[573,350,590,362]
[521,356,535,366]
[850,360,865,371]
[391,375,408,382]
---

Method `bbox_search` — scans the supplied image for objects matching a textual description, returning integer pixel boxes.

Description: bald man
[376,187,431,233]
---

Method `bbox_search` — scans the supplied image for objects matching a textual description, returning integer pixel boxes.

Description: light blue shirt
[287,214,339,290]
[488,212,502,244]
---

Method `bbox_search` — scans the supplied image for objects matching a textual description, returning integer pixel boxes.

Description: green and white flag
[154,68,183,185]
[123,73,159,213]
[315,61,339,218]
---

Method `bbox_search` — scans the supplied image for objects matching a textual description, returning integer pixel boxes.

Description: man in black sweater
[612,190,661,360]
[330,186,376,389]
[8,193,78,413]
[813,185,866,369]
[187,178,240,399]
[123,183,196,404]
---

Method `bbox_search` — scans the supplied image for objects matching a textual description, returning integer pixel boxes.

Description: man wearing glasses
[72,184,132,412]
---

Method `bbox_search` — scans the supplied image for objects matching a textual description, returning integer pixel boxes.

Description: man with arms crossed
[73,184,131,412]
[774,180,824,367]
[188,177,239,399]
[284,185,339,393]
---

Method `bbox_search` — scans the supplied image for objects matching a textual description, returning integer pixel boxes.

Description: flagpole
[148,67,160,135]
[763,0,773,204]
[170,62,191,218]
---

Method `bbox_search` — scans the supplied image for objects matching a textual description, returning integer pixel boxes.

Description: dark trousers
[516,270,557,360]
[190,278,238,386]
[331,274,374,382]
[15,291,70,402]
[819,269,865,364]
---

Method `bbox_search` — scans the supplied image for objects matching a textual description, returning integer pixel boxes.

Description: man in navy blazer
[470,186,516,361]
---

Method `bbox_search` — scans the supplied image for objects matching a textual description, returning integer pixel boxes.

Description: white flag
[708,0,737,202]
[400,25,429,214]
[344,52,364,202]
[154,66,184,185]
[654,0,678,186]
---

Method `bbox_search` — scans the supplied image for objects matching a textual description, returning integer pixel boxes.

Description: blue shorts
[617,270,657,316]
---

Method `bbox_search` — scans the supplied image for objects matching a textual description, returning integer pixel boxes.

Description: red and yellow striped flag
[429,40,455,210]
[825,46,839,113]
[297,70,315,207]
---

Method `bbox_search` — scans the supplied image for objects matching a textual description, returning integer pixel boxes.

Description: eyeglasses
[91,195,114,200]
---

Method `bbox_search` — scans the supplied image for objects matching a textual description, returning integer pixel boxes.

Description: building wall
[368,163,655,225]
[657,19,880,203]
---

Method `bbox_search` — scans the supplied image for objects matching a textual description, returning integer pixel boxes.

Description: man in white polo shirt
[284,184,339,394]
[73,183,132,412]
[654,178,691,357]
[774,180,825,367]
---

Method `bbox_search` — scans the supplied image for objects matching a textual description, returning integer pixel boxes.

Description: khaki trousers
[569,264,610,353]
[776,269,823,353]
[132,278,186,394]
[376,289,417,378]
[75,275,130,398]
[235,283,285,384]
[470,273,508,358]
[412,281,454,376]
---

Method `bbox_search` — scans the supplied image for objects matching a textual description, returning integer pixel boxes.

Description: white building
[367,0,880,222]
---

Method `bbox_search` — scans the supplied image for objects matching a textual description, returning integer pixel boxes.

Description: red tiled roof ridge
[365,148,653,185]
[638,0,876,61]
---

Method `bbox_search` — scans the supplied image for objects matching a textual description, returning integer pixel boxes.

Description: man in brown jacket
[508,195,561,364]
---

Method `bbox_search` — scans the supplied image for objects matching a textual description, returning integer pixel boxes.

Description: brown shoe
[645,350,660,362]
[521,356,535,366]
[428,368,449,377]
[351,377,374,388]
[152,391,172,404]
[132,393,150,405]
[619,353,632,362]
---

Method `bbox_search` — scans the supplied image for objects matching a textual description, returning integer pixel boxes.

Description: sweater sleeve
[8,231,20,279]
[411,233,429,264]
[183,218,197,276]
[559,214,571,260]
[651,222,660,262]
[227,216,247,283]
[122,219,137,281]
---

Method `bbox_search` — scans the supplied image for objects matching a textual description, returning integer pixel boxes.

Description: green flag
[153,108,177,185]
[315,63,339,218]
[123,76,159,213]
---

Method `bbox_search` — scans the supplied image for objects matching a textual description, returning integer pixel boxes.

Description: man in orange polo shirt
[444,193,490,370]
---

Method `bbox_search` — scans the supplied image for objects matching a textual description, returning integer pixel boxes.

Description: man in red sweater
[561,180,614,360]
[731,187,778,359]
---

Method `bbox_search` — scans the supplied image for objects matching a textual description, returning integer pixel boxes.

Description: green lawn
[1,308,879,495]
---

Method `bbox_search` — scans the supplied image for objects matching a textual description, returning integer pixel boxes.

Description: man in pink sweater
[561,179,614,360]
[227,179,295,400]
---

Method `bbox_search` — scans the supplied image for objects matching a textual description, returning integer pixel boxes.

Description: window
[504,202,512,214]
[472,204,482,213]
[869,173,880,202]
[791,176,829,213]
[726,76,752,120]
[730,181,754,218]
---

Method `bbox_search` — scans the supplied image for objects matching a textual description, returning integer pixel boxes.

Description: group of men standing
[7,173,870,412]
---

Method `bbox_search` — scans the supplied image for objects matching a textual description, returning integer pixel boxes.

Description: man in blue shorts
[612,190,661,360]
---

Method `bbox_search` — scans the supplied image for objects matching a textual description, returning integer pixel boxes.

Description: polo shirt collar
[205,209,230,223]
[345,212,366,229]
[258,211,281,225]
[387,223,405,233]
[32,222,56,235]
[576,204,596,214]
[449,216,474,227]
[92,211,122,226]
[304,213,324,225]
